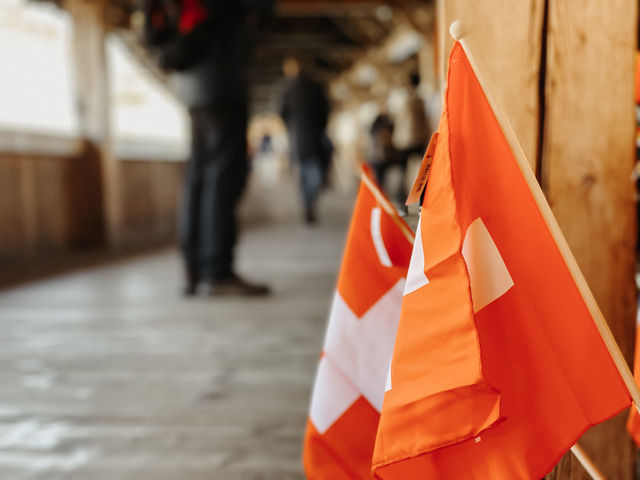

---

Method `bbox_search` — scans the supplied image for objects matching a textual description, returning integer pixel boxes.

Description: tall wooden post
[543,1,638,478]
[65,0,121,246]
[439,0,545,168]
[438,0,544,166]
[438,1,638,478]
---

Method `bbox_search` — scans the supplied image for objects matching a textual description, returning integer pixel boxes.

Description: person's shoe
[183,282,198,296]
[208,274,270,297]
[304,209,317,225]
[183,270,199,296]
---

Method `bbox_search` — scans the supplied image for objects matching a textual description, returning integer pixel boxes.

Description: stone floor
[0,187,354,479]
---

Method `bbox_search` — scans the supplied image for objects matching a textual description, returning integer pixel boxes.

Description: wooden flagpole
[449,20,631,479]
[449,19,640,412]
[570,444,606,480]
[360,171,416,244]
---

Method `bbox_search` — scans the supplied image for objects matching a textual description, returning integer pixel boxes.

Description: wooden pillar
[438,0,638,478]
[543,1,638,478]
[65,0,121,246]
[439,0,545,168]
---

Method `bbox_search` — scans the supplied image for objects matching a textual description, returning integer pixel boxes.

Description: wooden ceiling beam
[278,0,386,17]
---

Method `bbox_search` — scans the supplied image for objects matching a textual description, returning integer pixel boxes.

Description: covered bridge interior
[0,0,639,478]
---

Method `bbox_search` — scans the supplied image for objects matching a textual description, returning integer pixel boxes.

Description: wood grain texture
[442,0,545,169]
[543,1,638,478]
[0,154,71,262]
[0,153,182,263]
[65,141,106,247]
[118,159,183,245]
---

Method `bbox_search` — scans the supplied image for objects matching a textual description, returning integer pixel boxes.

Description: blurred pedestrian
[367,111,402,196]
[390,72,430,210]
[279,56,331,224]
[393,72,430,166]
[142,0,273,296]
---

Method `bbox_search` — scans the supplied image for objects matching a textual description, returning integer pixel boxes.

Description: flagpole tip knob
[449,21,465,41]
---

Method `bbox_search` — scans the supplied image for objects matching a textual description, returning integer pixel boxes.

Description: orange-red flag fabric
[372,42,631,480]
[303,173,412,479]
[626,310,640,445]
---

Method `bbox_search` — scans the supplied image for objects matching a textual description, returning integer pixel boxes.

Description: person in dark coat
[279,56,331,224]
[367,112,402,193]
[143,0,272,296]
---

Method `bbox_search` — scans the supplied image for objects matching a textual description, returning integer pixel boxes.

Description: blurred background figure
[279,56,331,224]
[367,111,402,204]
[392,71,430,182]
[143,0,272,296]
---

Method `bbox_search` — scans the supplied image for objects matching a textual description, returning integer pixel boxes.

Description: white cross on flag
[303,172,412,479]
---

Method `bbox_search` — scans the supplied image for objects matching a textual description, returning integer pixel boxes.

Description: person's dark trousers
[299,156,324,218]
[369,162,390,190]
[179,105,249,283]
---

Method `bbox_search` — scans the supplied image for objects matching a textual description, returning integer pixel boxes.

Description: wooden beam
[543,1,637,477]
[65,0,121,246]
[278,0,385,17]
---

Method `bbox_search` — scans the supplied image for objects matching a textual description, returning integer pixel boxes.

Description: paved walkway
[0,186,353,479]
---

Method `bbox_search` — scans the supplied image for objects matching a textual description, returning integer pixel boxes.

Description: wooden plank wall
[0,153,71,261]
[439,1,637,478]
[118,159,183,245]
[543,1,638,478]
[443,0,545,168]
[0,153,182,265]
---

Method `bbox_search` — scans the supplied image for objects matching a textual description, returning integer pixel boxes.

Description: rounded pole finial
[449,21,464,41]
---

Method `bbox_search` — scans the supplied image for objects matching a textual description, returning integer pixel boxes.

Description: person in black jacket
[279,56,331,224]
[143,0,272,296]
